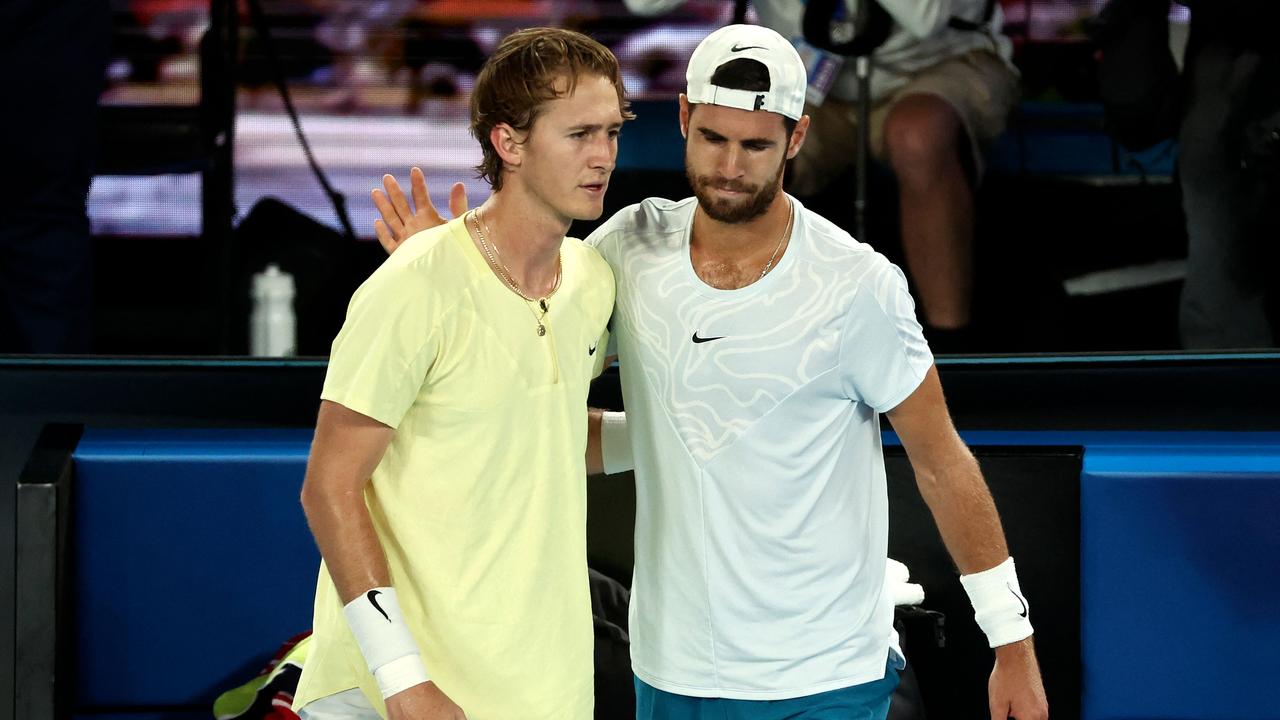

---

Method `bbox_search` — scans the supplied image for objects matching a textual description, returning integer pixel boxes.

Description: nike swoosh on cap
[730,44,767,52]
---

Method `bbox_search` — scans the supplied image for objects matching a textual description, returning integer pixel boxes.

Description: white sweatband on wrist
[959,557,1034,648]
[342,587,429,697]
[601,411,634,475]
[373,653,430,698]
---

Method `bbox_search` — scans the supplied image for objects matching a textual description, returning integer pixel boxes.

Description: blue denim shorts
[635,651,904,720]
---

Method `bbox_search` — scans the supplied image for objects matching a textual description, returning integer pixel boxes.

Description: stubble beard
[687,155,786,224]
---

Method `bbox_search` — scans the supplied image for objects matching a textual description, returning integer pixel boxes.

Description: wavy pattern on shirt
[611,199,891,464]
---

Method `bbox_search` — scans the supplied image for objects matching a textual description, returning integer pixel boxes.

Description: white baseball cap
[685,24,807,121]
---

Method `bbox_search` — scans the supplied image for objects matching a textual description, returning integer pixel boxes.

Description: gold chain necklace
[469,209,561,336]
[757,199,794,281]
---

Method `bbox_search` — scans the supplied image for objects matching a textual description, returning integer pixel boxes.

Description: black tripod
[801,0,893,243]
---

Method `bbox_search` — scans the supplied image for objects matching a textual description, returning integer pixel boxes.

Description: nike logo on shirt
[589,343,598,355]
[691,332,726,344]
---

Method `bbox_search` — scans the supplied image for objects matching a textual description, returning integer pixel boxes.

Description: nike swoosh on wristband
[1008,583,1028,618]
[730,44,766,52]
[367,589,391,622]
[691,332,726,343]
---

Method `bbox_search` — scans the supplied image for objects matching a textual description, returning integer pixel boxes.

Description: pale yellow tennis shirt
[294,216,614,719]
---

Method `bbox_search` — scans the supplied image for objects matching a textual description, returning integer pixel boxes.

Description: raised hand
[371,167,470,255]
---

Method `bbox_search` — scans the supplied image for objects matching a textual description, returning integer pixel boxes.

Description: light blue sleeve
[838,260,934,413]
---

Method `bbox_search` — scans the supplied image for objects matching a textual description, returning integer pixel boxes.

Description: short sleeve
[604,321,618,358]
[839,261,934,413]
[592,325,612,378]
[321,266,440,428]
[578,231,618,377]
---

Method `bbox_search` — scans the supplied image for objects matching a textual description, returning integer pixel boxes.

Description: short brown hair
[470,27,634,190]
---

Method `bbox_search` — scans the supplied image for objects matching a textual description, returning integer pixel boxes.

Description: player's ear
[492,123,526,168]
[679,94,691,140]
[786,115,810,160]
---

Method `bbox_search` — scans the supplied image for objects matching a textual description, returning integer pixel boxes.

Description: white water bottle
[250,264,296,357]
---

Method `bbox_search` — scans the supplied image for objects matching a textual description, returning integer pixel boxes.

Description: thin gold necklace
[469,209,561,336]
[757,199,794,281]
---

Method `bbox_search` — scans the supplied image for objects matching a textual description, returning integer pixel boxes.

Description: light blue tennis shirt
[587,195,933,700]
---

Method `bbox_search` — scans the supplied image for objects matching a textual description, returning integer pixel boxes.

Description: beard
[687,155,786,224]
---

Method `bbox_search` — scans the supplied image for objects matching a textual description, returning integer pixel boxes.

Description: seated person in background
[623,0,1020,350]
[293,27,625,720]
[1176,0,1280,349]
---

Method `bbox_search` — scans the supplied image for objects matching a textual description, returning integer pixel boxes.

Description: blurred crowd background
[91,0,1127,238]
[4,0,1277,357]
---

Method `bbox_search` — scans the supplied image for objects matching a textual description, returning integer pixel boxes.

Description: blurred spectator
[607,0,726,94]
[0,0,111,353]
[110,8,183,84]
[310,0,415,112]
[1176,0,1280,348]
[399,16,486,111]
[623,0,1020,350]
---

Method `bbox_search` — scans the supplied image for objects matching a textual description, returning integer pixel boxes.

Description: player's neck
[471,189,566,297]
[691,192,793,263]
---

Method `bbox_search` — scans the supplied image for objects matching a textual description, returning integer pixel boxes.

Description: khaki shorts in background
[788,49,1020,197]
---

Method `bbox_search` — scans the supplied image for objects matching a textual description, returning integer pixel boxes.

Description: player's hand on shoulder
[372,167,470,255]
[385,680,467,720]
[989,637,1048,720]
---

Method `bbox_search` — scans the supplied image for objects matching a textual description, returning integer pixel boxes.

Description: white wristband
[373,653,430,698]
[959,557,1034,648]
[601,411,634,475]
[342,586,429,696]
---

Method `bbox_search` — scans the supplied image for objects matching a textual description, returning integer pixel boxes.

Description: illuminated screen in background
[89,0,1152,238]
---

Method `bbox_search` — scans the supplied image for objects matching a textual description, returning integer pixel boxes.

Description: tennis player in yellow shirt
[293,28,630,720]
